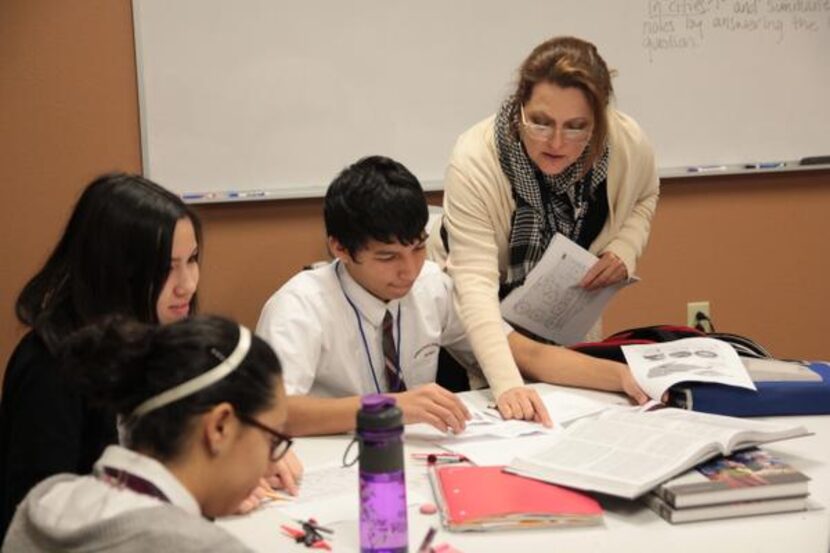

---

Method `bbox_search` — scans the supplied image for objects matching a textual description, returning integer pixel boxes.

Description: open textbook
[500,234,636,345]
[506,407,809,499]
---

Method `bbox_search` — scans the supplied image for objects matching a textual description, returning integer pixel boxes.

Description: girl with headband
[3,315,289,552]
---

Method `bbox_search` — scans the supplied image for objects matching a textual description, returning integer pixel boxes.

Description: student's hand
[396,383,471,434]
[580,251,627,291]
[265,449,303,496]
[235,478,281,515]
[234,450,304,515]
[617,363,650,405]
[496,386,553,427]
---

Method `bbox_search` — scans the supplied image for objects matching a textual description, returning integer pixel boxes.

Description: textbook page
[506,408,808,499]
[500,234,636,345]
[622,337,756,400]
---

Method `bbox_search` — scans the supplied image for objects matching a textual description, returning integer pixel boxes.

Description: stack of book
[506,407,809,500]
[643,448,810,523]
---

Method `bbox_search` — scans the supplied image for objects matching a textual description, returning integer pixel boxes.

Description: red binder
[429,464,603,531]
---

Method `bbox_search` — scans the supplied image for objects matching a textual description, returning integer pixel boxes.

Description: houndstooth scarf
[495,96,609,296]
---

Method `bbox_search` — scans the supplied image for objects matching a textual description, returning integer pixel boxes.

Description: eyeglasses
[520,105,592,144]
[238,414,293,462]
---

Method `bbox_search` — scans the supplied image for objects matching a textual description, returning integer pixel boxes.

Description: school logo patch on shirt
[413,343,440,360]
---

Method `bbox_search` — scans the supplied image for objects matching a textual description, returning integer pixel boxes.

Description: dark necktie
[382,310,406,392]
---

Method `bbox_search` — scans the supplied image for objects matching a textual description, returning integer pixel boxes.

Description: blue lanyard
[335,261,403,394]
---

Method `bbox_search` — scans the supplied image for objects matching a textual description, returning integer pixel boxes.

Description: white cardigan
[428,109,660,397]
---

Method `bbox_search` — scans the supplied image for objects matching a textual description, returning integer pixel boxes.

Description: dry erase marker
[744,162,785,169]
[181,193,204,200]
[687,165,727,173]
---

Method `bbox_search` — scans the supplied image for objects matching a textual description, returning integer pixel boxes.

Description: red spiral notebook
[428,464,603,532]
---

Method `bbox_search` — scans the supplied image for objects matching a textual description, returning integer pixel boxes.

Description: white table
[220,387,830,552]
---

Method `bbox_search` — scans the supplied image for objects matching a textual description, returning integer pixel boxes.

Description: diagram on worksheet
[501,234,635,345]
[622,337,756,400]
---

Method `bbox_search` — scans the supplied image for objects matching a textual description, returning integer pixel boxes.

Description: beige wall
[0,0,143,371]
[604,171,830,360]
[2,0,829,383]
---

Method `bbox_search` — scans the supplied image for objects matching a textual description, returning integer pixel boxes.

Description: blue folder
[669,362,830,417]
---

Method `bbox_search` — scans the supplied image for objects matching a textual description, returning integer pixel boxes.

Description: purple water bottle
[357,394,408,553]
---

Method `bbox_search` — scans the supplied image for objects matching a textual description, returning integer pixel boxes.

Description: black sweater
[0,332,117,542]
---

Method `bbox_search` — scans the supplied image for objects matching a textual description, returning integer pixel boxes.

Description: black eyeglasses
[238,414,293,462]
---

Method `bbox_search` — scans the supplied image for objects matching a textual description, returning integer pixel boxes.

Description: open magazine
[505,407,809,499]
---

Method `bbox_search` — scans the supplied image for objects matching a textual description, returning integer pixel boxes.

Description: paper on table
[406,390,620,466]
[407,389,615,443]
[622,337,757,400]
[272,463,357,522]
[541,390,614,424]
[445,433,562,466]
[406,404,553,441]
[274,463,426,524]
[500,234,636,345]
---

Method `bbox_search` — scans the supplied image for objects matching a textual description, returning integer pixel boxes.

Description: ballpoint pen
[411,452,468,463]
[417,527,436,553]
[259,487,292,501]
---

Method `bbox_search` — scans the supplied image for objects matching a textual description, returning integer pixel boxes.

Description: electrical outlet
[686,301,711,328]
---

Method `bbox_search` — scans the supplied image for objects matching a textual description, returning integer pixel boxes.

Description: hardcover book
[644,493,808,524]
[652,448,810,508]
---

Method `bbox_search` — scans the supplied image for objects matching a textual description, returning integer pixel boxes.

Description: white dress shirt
[256,260,478,397]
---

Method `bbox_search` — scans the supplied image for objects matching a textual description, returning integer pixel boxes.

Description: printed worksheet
[405,390,613,445]
[406,400,554,442]
[500,234,636,345]
[406,391,634,465]
[272,462,426,524]
[622,337,757,400]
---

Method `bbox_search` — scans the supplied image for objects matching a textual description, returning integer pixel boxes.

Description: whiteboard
[133,0,830,200]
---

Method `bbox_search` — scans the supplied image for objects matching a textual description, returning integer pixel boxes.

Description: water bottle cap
[357,394,403,431]
[361,394,396,412]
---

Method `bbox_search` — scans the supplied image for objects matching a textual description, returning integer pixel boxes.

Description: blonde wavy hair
[514,36,615,169]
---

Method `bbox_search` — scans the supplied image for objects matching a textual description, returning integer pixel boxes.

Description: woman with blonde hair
[429,36,660,423]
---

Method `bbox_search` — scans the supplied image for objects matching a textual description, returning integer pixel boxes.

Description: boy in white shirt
[257,156,647,436]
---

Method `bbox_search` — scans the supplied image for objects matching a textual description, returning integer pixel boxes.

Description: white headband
[130,325,252,420]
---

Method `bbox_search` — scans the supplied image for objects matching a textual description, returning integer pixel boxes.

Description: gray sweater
[2,475,252,553]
